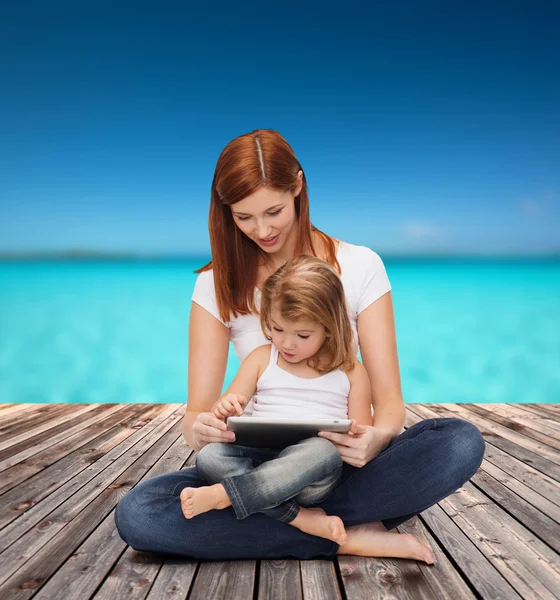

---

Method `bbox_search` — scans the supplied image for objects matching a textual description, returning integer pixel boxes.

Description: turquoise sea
[0,258,558,404]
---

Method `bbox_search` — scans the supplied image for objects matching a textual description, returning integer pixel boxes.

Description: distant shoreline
[0,250,558,262]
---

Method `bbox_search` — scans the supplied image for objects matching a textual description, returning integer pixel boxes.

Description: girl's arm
[216,344,270,408]
[347,361,374,426]
[357,292,406,439]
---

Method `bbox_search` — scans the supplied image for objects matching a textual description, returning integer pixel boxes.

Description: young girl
[180,255,434,563]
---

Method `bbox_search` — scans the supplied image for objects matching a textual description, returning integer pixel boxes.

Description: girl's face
[230,174,303,255]
[269,308,328,365]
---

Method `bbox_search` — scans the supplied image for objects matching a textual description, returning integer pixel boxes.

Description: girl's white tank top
[248,345,350,419]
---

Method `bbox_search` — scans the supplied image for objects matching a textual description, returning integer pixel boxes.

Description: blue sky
[0,1,559,255]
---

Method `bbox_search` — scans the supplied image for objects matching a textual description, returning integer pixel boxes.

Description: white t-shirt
[191,240,392,362]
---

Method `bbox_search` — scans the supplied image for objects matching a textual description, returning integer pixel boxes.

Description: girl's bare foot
[290,507,348,544]
[337,522,435,564]
[180,484,231,519]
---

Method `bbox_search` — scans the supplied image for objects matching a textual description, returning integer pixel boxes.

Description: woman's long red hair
[196,129,340,323]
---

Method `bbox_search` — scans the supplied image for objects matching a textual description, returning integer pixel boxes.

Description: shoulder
[191,268,231,327]
[338,241,386,274]
[243,344,273,379]
[193,268,215,293]
[346,359,369,386]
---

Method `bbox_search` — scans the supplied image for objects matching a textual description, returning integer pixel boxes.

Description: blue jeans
[196,437,342,522]
[115,417,485,560]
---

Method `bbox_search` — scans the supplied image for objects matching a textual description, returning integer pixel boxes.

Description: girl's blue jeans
[114,417,485,560]
[195,437,342,522]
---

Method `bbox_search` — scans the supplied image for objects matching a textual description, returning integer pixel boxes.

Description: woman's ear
[294,170,303,196]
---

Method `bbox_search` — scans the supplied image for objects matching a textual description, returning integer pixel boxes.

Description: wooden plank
[0,405,180,551]
[300,561,341,600]
[440,483,560,599]
[0,404,150,522]
[0,403,101,452]
[460,404,560,451]
[0,404,44,420]
[0,404,104,454]
[0,403,66,427]
[426,403,560,469]
[144,558,197,600]
[0,410,184,600]
[32,434,193,600]
[258,560,302,600]
[534,404,560,415]
[398,516,477,600]
[407,404,560,508]
[522,404,560,419]
[187,561,256,600]
[0,404,126,473]
[471,469,560,553]
[95,450,198,600]
[479,460,560,524]
[0,404,75,439]
[490,404,560,441]
[338,554,433,600]
[420,503,521,600]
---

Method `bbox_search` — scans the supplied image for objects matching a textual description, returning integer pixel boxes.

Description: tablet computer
[226,416,352,448]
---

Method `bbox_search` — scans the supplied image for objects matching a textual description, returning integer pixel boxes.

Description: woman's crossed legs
[114,417,484,561]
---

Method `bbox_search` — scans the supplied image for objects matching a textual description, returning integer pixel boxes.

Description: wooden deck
[0,403,559,600]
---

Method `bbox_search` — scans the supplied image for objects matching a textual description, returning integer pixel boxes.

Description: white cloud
[402,221,446,240]
[518,200,543,215]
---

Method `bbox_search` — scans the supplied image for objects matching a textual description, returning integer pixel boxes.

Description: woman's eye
[298,335,309,339]
[267,209,282,217]
[273,327,283,332]
[237,216,250,221]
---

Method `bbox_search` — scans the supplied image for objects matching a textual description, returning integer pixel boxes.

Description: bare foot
[290,507,348,544]
[337,522,435,564]
[180,484,231,519]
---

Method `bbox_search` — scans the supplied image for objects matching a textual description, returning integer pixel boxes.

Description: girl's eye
[237,216,250,221]
[298,335,309,339]
[273,327,283,332]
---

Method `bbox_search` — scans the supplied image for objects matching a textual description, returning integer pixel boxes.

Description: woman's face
[230,174,303,255]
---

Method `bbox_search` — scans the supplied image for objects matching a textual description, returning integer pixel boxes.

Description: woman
[115,129,485,560]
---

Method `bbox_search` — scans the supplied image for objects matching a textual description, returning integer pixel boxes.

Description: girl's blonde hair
[260,254,355,375]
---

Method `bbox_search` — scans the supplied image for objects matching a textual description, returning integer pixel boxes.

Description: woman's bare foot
[337,522,435,564]
[290,507,348,544]
[180,484,232,519]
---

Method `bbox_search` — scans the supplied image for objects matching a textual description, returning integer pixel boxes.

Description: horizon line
[0,248,559,261]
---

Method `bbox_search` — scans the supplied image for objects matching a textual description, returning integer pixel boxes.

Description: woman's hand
[212,393,248,420]
[318,422,396,467]
[191,411,237,450]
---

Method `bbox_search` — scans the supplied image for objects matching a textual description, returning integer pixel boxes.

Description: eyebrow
[232,203,284,217]
[271,319,314,333]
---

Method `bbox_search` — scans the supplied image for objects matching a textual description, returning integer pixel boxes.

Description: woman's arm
[319,292,405,466]
[357,291,406,438]
[347,361,374,426]
[183,302,231,449]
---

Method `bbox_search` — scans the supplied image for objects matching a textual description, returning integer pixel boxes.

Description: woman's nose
[255,220,271,239]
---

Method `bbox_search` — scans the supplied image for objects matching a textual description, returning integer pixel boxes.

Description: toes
[181,487,196,501]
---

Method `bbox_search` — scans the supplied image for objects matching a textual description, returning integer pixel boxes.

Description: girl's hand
[192,411,236,450]
[212,393,248,420]
[318,422,395,467]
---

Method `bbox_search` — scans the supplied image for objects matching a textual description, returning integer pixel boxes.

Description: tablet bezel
[226,416,352,448]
